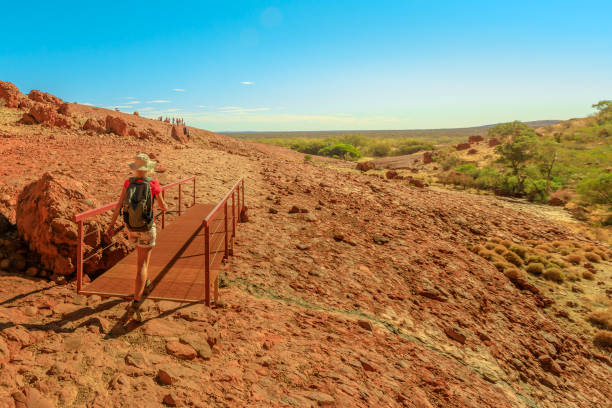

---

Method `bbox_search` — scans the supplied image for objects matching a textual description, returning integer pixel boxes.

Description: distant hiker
[105,153,168,321]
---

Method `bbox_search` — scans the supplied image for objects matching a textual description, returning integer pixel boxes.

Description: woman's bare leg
[134,246,153,301]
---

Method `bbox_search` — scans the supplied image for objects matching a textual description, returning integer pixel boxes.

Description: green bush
[578,172,612,207]
[317,143,362,160]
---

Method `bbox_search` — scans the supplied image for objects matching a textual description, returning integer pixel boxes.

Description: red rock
[105,115,128,136]
[468,135,484,143]
[304,391,335,406]
[0,337,9,363]
[163,393,178,406]
[12,387,54,408]
[467,148,478,155]
[16,173,125,276]
[28,89,63,106]
[0,81,23,108]
[19,113,37,125]
[488,138,501,147]
[171,125,188,143]
[58,102,72,116]
[423,151,434,164]
[29,103,57,125]
[128,127,138,137]
[444,327,466,344]
[385,170,401,180]
[133,111,139,116]
[456,142,471,151]
[54,115,73,129]
[166,341,197,360]
[82,118,105,133]
[356,161,376,172]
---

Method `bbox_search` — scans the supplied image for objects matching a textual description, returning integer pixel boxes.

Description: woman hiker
[105,153,168,320]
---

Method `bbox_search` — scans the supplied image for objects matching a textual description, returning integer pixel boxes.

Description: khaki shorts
[128,223,157,248]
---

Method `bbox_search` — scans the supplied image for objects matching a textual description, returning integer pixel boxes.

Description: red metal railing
[73,176,196,294]
[203,178,244,305]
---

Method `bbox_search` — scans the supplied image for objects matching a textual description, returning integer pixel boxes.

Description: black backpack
[122,177,154,232]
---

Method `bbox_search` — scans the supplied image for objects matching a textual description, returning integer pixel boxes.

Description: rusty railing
[73,176,196,294]
[203,178,244,305]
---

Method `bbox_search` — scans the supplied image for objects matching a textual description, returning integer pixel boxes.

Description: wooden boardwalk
[81,204,225,302]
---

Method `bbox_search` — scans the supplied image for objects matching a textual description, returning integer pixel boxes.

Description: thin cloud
[147,100,171,104]
[123,96,136,100]
[127,101,140,105]
[81,102,93,106]
[219,106,270,113]
[139,107,155,111]
[198,105,208,108]
[166,108,181,112]
[172,88,185,92]
[105,105,131,109]
[240,81,254,85]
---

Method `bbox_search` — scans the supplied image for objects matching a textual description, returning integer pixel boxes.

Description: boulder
[456,142,471,151]
[171,125,188,143]
[58,102,72,116]
[488,138,501,147]
[0,80,23,108]
[16,173,128,276]
[28,89,63,107]
[423,151,433,164]
[82,118,105,133]
[29,103,57,125]
[356,161,376,172]
[468,135,484,143]
[105,115,129,136]
[385,170,401,180]
[467,148,478,155]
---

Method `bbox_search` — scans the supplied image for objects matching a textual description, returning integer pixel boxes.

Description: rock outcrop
[82,118,106,133]
[456,142,471,151]
[356,161,376,172]
[489,138,501,147]
[16,173,127,277]
[105,115,128,136]
[423,151,434,164]
[28,89,63,107]
[468,135,484,143]
[0,81,22,108]
[171,125,188,143]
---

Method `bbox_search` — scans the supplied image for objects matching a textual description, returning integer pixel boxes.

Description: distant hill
[222,120,562,143]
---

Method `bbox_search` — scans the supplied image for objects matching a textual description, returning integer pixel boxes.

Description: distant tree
[578,172,612,208]
[592,100,612,123]
[370,142,391,157]
[317,143,361,160]
[487,121,531,141]
[536,140,559,193]
[495,127,539,194]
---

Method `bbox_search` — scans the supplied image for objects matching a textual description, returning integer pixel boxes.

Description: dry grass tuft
[493,262,511,272]
[566,270,581,281]
[584,252,601,263]
[509,245,527,259]
[478,250,497,261]
[525,263,545,275]
[593,331,612,350]
[500,240,513,249]
[484,243,496,250]
[543,268,564,283]
[504,268,524,282]
[494,245,507,255]
[504,251,523,267]
[587,309,612,330]
[536,243,553,252]
[582,270,595,280]
[565,253,583,265]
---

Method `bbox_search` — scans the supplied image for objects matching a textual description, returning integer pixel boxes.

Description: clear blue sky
[1,1,611,131]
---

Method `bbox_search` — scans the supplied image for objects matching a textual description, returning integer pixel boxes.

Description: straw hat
[129,153,156,171]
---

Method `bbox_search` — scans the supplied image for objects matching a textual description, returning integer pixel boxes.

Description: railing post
[232,190,236,239]
[237,184,240,218]
[178,184,182,216]
[193,177,196,206]
[76,221,83,293]
[241,178,245,212]
[161,190,165,229]
[204,223,210,306]
[224,201,229,259]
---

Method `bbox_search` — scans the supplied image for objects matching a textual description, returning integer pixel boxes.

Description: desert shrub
[543,268,564,282]
[525,240,538,247]
[509,245,527,259]
[494,245,507,255]
[536,243,553,252]
[526,263,545,275]
[594,249,607,260]
[504,268,523,281]
[395,140,434,155]
[578,172,612,207]
[551,241,564,248]
[559,247,571,256]
[587,309,612,330]
[500,240,513,249]
[317,143,362,160]
[549,258,569,269]
[593,330,612,350]
[566,254,583,265]
[484,243,496,250]
[527,254,547,265]
[567,270,581,281]
[369,142,391,157]
[489,238,501,244]
[582,270,595,280]
[584,252,601,263]
[304,154,313,162]
[478,250,496,261]
[439,154,464,171]
[504,251,523,267]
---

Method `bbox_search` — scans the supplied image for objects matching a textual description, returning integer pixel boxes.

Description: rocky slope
[0,82,611,407]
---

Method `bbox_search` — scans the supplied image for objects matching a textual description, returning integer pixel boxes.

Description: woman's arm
[156,194,168,212]
[105,186,127,237]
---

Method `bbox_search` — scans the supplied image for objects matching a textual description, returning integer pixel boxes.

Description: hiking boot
[127,300,143,322]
